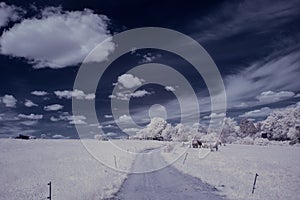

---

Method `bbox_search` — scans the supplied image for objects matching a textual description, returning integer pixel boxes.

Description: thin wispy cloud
[20,120,38,126]
[224,49,300,108]
[50,112,87,125]
[193,0,300,42]
[239,107,273,118]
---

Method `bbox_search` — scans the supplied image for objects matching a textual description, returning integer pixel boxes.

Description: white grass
[0,139,163,200]
[161,143,300,200]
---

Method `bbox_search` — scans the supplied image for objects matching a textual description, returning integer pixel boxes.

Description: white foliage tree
[136,117,167,139]
[171,123,189,142]
[239,119,258,138]
[220,117,239,143]
[260,102,300,141]
[161,123,174,141]
[287,127,299,140]
[131,102,300,144]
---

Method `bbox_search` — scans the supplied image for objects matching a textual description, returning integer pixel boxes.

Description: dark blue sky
[0,0,299,138]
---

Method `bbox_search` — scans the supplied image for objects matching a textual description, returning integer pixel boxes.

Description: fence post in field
[252,173,259,194]
[183,152,188,165]
[47,181,51,200]
[114,155,118,169]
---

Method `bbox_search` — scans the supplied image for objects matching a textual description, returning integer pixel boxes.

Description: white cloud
[50,116,60,122]
[85,93,96,100]
[0,2,23,28]
[1,95,17,107]
[203,113,226,119]
[234,102,248,108]
[123,128,140,133]
[256,90,295,103]
[239,107,273,118]
[104,115,112,118]
[0,113,19,121]
[50,112,87,125]
[131,90,150,98]
[223,50,300,108]
[0,7,114,68]
[44,104,63,111]
[18,113,43,120]
[54,89,95,100]
[295,94,300,98]
[31,91,48,96]
[20,120,38,126]
[68,115,87,125]
[106,132,117,136]
[165,86,175,92]
[195,0,300,42]
[109,89,151,100]
[109,91,130,100]
[52,134,69,139]
[117,74,143,89]
[24,99,38,107]
[89,123,101,127]
[117,115,131,124]
[139,53,161,63]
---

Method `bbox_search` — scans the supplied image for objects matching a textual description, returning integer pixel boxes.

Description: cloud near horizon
[50,112,87,125]
[239,107,273,118]
[18,113,43,120]
[256,91,295,103]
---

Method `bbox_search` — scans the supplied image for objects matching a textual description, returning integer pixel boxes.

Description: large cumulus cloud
[0,7,114,68]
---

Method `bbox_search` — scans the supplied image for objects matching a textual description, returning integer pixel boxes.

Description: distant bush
[254,138,269,146]
[94,134,108,141]
[163,143,174,153]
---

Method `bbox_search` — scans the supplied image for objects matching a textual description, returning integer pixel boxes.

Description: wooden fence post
[114,155,118,168]
[183,152,188,165]
[252,173,259,194]
[47,181,51,200]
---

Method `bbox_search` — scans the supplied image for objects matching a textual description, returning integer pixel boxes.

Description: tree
[136,117,167,139]
[171,124,189,142]
[161,123,174,141]
[220,117,239,143]
[260,102,300,141]
[239,119,258,138]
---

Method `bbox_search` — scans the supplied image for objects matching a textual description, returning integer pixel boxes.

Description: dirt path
[114,148,225,200]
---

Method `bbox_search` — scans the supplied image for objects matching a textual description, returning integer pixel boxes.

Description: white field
[1,139,299,200]
[161,143,300,200]
[0,139,163,200]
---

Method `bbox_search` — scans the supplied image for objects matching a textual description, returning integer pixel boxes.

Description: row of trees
[131,102,300,144]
